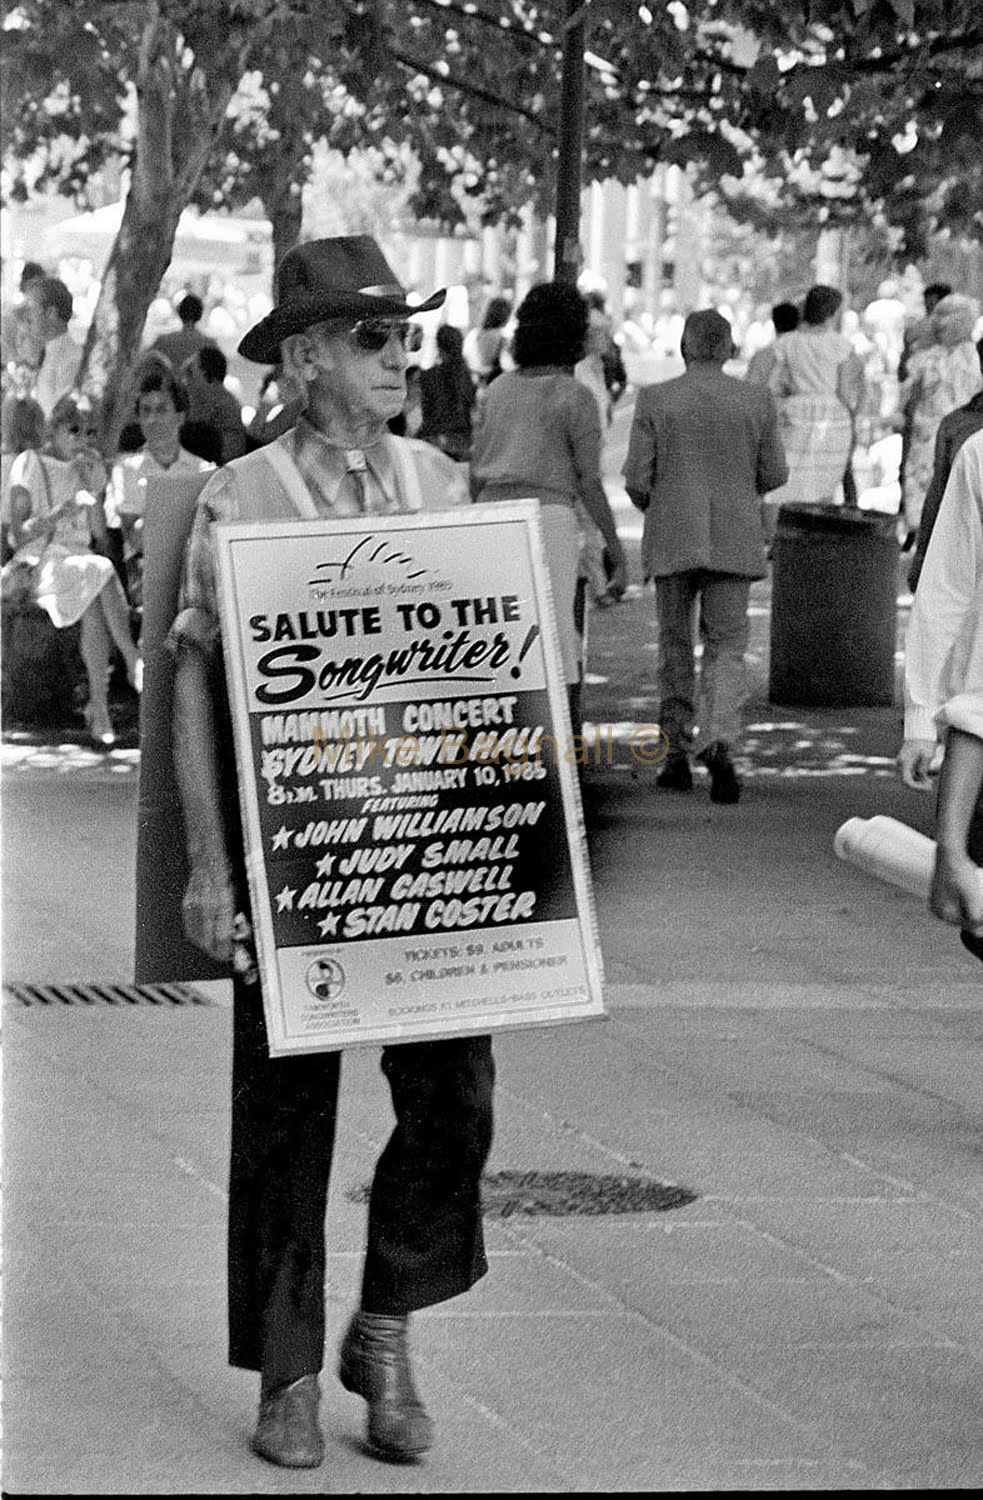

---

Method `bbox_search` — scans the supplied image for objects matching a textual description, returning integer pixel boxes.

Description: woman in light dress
[768,284,865,509]
[898,292,982,542]
[469,281,628,733]
[7,393,142,746]
[575,302,624,604]
[462,295,512,388]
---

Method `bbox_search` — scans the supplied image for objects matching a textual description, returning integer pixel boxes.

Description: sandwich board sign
[212,499,605,1054]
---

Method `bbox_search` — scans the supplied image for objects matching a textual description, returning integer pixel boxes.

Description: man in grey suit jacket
[623,309,788,803]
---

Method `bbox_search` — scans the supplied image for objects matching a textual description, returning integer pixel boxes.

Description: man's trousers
[227,973,495,1389]
[654,569,751,757]
[961,790,983,965]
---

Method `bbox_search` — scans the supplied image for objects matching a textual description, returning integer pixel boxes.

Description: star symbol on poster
[275,885,297,912]
[316,852,335,877]
[271,824,292,851]
[318,912,339,938]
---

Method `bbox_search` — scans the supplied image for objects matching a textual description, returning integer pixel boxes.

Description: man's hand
[74,449,108,497]
[182,858,236,961]
[930,848,983,932]
[897,737,939,790]
[605,546,629,599]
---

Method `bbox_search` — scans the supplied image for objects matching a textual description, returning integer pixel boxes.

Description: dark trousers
[961,793,983,965]
[227,975,495,1387]
[655,570,750,757]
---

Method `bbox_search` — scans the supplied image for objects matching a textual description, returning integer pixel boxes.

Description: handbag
[1,452,51,609]
[0,552,40,608]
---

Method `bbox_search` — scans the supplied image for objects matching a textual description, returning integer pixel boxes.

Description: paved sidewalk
[3,496,982,1492]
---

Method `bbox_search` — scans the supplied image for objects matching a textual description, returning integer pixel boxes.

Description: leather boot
[251,1374,324,1468]
[701,740,741,804]
[657,752,693,792]
[338,1311,433,1462]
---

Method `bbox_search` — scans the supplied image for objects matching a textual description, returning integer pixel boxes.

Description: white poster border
[213,499,605,1054]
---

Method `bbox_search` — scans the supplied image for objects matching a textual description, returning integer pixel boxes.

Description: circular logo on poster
[305,956,346,1002]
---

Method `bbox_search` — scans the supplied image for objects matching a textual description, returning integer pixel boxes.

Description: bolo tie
[344,448,373,511]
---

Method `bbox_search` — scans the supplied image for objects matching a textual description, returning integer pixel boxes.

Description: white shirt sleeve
[903,433,983,740]
[939,691,983,740]
[104,461,126,530]
[937,579,983,741]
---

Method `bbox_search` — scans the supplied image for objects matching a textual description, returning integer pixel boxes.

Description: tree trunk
[261,169,305,285]
[77,6,255,454]
[553,0,587,284]
[80,195,185,450]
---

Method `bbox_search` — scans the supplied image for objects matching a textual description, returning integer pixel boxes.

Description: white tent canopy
[44,201,272,275]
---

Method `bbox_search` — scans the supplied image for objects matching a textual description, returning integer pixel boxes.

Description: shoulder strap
[29,452,53,516]
[261,431,425,515]
[388,438,424,512]
[258,438,320,519]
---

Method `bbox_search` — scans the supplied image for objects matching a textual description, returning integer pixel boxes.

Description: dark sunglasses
[350,318,423,354]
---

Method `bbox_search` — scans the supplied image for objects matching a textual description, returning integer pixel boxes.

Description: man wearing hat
[623,308,788,803]
[167,238,487,1469]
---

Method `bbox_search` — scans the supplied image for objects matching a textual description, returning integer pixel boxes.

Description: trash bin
[768,502,899,707]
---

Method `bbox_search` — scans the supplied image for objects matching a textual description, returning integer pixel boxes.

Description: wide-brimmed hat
[238,235,446,364]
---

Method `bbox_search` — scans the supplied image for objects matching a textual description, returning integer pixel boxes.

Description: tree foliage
[2,1,979,444]
[2,1,293,443]
[183,1,983,300]
[321,2,982,251]
[712,1,983,257]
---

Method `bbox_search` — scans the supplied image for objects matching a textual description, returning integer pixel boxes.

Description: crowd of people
[0,274,228,743]
[2,254,981,755]
[0,259,634,742]
[631,278,981,803]
[2,254,981,763]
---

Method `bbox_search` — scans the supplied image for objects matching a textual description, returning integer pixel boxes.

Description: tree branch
[388,43,555,134]
[407,0,553,48]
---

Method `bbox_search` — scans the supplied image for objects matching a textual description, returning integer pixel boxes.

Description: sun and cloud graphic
[306,531,436,590]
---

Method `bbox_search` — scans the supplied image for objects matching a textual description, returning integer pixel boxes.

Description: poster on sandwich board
[212,499,605,1055]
